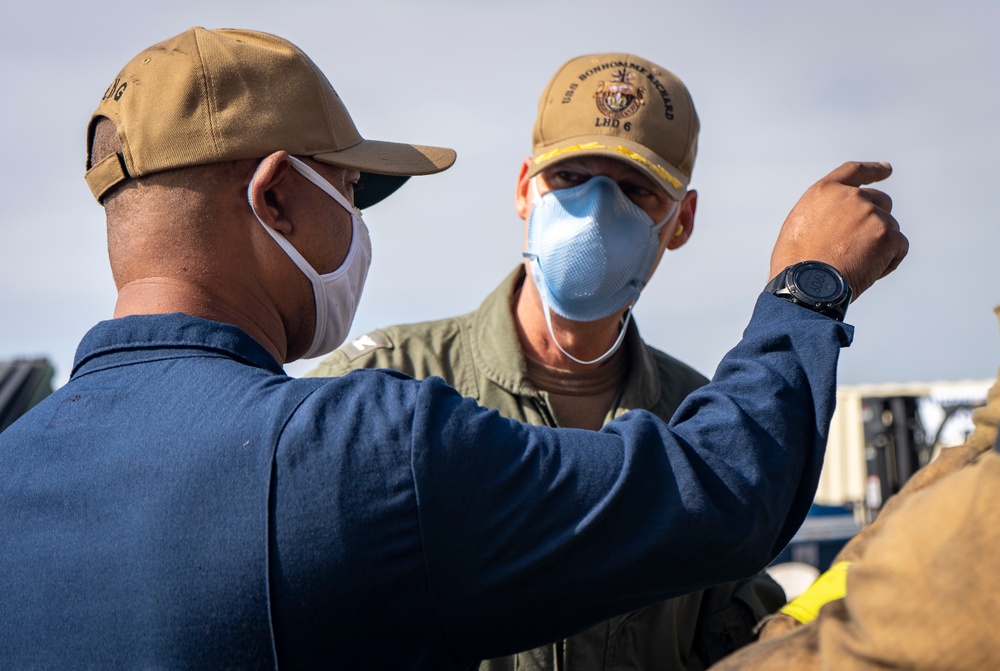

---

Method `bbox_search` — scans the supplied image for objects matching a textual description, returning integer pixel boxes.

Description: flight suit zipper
[533,394,558,428]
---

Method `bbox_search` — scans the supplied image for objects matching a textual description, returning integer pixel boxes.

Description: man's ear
[666,189,697,251]
[247,151,294,234]
[514,157,534,221]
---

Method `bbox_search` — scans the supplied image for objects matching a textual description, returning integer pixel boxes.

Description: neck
[514,270,626,371]
[114,277,288,364]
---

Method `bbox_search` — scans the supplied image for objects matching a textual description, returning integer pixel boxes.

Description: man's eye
[620,183,650,198]
[554,171,586,184]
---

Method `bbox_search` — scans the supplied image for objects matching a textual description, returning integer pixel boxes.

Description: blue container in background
[771,503,861,572]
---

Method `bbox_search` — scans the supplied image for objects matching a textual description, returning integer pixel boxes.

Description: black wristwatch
[764,261,852,322]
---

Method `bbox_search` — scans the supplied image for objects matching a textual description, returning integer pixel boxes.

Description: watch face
[792,265,843,302]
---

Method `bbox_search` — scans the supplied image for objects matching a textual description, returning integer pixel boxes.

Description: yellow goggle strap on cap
[779,561,852,624]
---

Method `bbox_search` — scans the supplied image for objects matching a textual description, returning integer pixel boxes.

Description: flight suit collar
[470,266,661,413]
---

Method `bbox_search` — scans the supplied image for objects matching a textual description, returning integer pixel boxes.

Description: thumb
[825,161,893,188]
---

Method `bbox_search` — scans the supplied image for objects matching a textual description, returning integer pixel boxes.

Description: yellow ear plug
[674,225,684,238]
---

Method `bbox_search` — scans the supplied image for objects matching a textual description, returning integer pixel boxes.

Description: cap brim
[314,138,455,208]
[527,136,688,201]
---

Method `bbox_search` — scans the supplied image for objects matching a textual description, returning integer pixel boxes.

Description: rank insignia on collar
[339,329,393,362]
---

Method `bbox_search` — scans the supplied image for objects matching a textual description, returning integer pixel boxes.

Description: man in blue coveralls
[0,27,907,670]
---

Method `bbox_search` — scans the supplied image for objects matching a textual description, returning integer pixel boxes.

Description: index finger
[825,161,893,188]
[859,187,893,214]
[879,230,909,279]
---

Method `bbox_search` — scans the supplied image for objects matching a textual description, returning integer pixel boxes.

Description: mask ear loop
[652,199,679,235]
[287,156,364,221]
[528,175,543,206]
[247,161,328,358]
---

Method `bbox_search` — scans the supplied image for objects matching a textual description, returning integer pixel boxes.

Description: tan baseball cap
[85,27,456,209]
[527,53,699,201]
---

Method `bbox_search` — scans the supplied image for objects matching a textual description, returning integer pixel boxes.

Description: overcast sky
[2,0,997,388]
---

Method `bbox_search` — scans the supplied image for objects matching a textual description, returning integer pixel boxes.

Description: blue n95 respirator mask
[524,175,677,364]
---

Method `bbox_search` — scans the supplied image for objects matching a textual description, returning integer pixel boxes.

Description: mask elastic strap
[529,176,542,205]
[526,254,636,366]
[287,156,363,220]
[652,199,680,234]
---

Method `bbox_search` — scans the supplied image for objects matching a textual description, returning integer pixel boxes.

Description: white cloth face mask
[248,156,372,360]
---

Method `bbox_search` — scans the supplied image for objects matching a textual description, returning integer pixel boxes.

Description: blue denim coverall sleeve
[270,293,850,667]
[0,293,850,670]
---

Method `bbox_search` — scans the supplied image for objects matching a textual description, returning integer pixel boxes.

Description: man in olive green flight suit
[310,52,786,670]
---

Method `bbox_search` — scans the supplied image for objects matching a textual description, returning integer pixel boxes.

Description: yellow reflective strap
[779,561,852,624]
